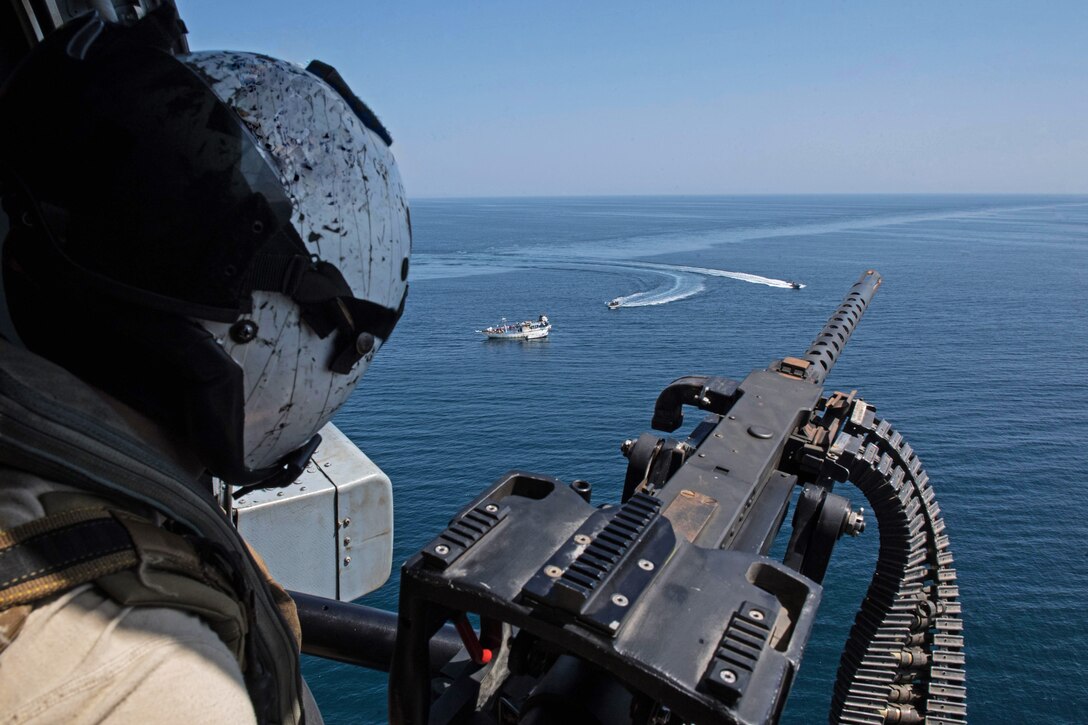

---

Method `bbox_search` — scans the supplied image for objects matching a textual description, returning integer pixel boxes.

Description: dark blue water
[306,195,1088,723]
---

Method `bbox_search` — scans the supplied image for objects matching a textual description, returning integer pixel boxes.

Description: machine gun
[293,270,966,724]
[0,7,963,724]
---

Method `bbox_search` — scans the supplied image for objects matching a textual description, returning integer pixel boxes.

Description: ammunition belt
[823,398,967,725]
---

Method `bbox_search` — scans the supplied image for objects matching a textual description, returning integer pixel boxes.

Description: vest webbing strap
[0,503,252,664]
[0,507,138,608]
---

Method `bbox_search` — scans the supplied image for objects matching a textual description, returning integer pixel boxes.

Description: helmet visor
[2,34,297,321]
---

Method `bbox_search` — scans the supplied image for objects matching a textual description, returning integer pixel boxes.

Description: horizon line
[409,192,1088,202]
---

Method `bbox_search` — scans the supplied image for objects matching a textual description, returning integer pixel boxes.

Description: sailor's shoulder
[0,584,255,724]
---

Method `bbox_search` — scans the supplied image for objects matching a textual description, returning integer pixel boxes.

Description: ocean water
[305,195,1088,723]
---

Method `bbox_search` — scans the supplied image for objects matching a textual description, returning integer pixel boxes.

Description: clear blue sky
[181,1,1087,197]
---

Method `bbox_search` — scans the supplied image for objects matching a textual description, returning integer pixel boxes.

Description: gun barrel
[800,270,882,386]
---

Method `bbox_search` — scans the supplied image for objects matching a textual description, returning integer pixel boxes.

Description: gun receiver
[381,270,965,724]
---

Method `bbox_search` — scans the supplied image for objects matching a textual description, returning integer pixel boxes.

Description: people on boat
[478,314,551,338]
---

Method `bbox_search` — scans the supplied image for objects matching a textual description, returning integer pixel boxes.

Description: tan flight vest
[0,341,303,724]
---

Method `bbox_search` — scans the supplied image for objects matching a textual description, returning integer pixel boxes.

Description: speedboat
[788,281,804,289]
[607,299,621,309]
[477,315,551,340]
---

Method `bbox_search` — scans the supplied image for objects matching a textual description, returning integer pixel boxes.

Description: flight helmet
[0,13,411,486]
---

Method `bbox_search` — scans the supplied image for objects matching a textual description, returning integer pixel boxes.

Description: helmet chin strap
[231,431,322,496]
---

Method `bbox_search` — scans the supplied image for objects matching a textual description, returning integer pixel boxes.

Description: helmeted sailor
[0,6,410,723]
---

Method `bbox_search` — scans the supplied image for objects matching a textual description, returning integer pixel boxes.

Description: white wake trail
[620,261,796,288]
[411,254,798,308]
[615,271,705,307]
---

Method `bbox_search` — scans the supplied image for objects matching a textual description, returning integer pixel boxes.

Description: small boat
[477,315,551,340]
[607,299,621,309]
[788,280,804,289]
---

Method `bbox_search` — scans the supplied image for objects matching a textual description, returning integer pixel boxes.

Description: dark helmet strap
[326,291,407,374]
[242,249,405,373]
[290,260,355,335]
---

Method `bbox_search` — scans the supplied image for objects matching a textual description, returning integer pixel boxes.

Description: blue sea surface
[306,195,1088,723]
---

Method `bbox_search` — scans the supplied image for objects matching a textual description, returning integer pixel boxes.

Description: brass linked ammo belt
[816,393,967,724]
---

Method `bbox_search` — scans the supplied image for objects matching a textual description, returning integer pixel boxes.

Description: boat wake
[412,200,1088,308]
[610,270,705,307]
[411,253,797,307]
[624,261,793,289]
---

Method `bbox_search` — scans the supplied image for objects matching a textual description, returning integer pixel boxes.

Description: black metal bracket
[783,483,861,583]
[700,600,774,703]
[651,375,740,432]
[421,501,508,570]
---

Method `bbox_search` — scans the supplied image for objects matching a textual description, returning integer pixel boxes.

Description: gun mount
[289,271,964,724]
[0,8,965,724]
